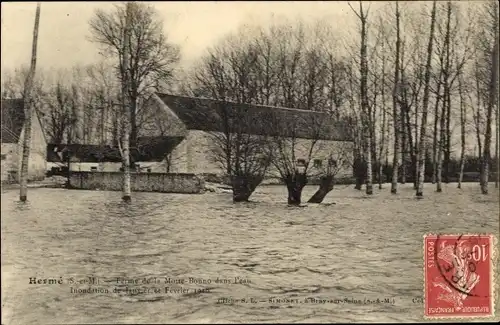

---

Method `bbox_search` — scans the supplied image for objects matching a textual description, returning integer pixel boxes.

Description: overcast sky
[0,1,376,73]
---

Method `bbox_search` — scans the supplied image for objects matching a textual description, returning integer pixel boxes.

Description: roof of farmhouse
[1,98,25,144]
[155,93,353,142]
[47,136,184,163]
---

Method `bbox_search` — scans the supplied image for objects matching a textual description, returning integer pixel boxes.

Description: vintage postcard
[1,1,499,324]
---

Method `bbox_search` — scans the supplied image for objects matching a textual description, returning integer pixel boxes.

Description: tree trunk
[496,103,499,188]
[413,152,419,189]
[231,174,263,202]
[130,95,137,150]
[401,127,407,184]
[400,47,407,186]
[473,60,484,187]
[436,93,446,192]
[121,3,132,202]
[444,90,452,184]
[414,89,419,189]
[378,43,387,190]
[19,2,41,202]
[285,173,307,205]
[481,26,499,195]
[416,0,437,197]
[354,155,366,190]
[458,67,466,189]
[359,2,373,195]
[365,132,374,195]
[391,1,401,194]
[437,1,452,193]
[308,175,334,203]
[431,84,442,184]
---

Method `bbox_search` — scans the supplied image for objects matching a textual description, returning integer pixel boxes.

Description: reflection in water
[1,185,498,324]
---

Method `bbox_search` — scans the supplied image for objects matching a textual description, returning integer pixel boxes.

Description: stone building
[46,136,184,173]
[1,98,48,183]
[140,93,354,180]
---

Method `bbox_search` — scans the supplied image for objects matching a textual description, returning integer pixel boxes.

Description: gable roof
[1,98,48,145]
[47,136,185,163]
[1,98,25,144]
[155,93,353,141]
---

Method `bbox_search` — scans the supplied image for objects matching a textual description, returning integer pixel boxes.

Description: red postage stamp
[424,234,496,319]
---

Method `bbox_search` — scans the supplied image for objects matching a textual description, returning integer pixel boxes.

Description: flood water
[1,184,499,324]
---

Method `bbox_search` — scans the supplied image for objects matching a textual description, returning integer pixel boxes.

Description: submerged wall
[69,171,205,194]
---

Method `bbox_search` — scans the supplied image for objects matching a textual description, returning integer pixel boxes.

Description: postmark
[424,233,497,319]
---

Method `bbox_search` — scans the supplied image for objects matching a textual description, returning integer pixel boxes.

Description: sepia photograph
[1,1,499,323]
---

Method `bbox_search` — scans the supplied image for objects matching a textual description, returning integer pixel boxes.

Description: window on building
[147,168,152,173]
[297,159,306,166]
[328,158,338,168]
[0,154,6,160]
[90,166,97,172]
[313,159,322,168]
[257,155,269,166]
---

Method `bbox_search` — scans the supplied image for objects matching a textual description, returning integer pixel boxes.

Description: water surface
[1,183,498,324]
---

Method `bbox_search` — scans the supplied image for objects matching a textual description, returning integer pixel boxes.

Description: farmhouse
[46,136,184,173]
[1,98,47,183]
[140,93,354,179]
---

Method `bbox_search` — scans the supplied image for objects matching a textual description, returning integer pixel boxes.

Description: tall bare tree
[119,2,132,202]
[89,2,180,149]
[457,60,467,189]
[391,1,402,194]
[19,2,41,202]
[479,1,499,195]
[435,1,452,193]
[416,0,437,198]
[349,1,373,195]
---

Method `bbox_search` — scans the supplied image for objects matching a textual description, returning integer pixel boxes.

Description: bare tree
[349,1,373,195]
[89,2,180,149]
[416,0,437,198]
[19,2,41,202]
[213,102,273,202]
[435,1,452,193]
[457,60,467,189]
[85,61,122,145]
[184,31,273,202]
[267,112,329,205]
[479,1,499,195]
[183,20,350,203]
[44,78,76,144]
[118,2,132,202]
[307,141,352,203]
[391,1,402,194]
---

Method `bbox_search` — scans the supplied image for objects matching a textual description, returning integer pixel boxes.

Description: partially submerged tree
[19,2,41,202]
[118,2,132,202]
[213,102,273,202]
[457,60,467,189]
[266,111,328,205]
[391,1,402,194]
[416,0,437,198]
[349,1,374,195]
[181,19,352,203]
[478,1,499,195]
[307,140,353,203]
